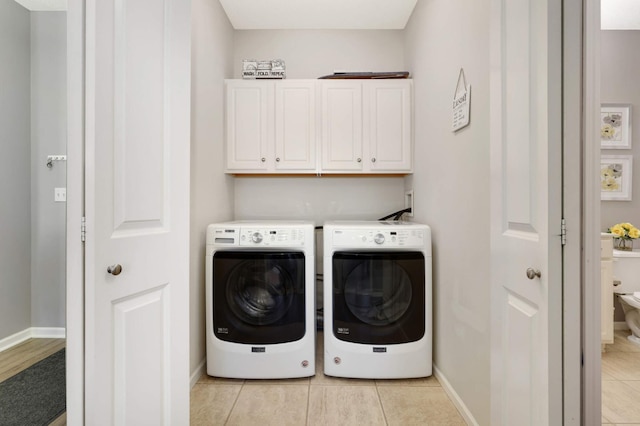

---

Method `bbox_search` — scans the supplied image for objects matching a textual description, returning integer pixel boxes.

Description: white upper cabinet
[274,81,317,171]
[225,79,412,174]
[225,80,272,171]
[365,80,412,172]
[321,80,413,173]
[225,79,317,173]
[321,81,364,171]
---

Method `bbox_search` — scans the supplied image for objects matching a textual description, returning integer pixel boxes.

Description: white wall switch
[54,187,66,202]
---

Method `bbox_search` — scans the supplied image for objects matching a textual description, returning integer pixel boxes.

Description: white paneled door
[84,0,191,424]
[490,0,563,424]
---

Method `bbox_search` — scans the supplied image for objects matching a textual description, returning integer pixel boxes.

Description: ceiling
[14,0,66,11]
[602,0,640,30]
[218,0,418,30]
[12,0,639,30]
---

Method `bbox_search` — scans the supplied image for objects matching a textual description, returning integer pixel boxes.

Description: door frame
[63,0,601,423]
[582,0,603,423]
[562,0,584,423]
[562,0,601,423]
[66,0,84,423]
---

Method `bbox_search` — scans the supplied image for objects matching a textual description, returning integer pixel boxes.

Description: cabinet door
[321,81,363,171]
[226,81,272,171]
[601,259,614,344]
[365,81,412,172]
[275,81,317,171]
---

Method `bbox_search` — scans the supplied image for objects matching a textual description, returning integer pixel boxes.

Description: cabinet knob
[276,157,280,162]
[261,157,266,162]
[371,158,377,163]
[357,158,362,163]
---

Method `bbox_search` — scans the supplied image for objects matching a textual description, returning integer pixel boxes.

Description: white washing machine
[323,221,432,379]
[206,221,315,379]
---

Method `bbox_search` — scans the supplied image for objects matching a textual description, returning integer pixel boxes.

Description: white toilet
[612,249,640,346]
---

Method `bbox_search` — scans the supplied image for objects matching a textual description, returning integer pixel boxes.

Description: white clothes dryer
[206,221,315,379]
[323,221,432,379]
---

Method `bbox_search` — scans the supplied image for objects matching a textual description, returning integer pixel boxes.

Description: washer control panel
[331,228,425,248]
[209,226,307,247]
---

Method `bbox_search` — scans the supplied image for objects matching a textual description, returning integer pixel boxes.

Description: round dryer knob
[374,233,385,244]
[251,232,263,243]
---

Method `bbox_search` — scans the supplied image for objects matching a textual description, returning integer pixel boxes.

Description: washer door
[213,251,306,344]
[332,251,425,344]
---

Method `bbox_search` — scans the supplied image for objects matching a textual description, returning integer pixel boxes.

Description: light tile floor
[602,330,640,425]
[191,332,466,425]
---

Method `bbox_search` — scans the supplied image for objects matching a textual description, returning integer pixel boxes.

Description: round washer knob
[251,232,263,243]
[374,233,385,244]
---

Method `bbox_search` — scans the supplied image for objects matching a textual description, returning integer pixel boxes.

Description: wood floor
[0,338,66,425]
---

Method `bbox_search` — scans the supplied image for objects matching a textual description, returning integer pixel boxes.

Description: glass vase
[614,238,634,251]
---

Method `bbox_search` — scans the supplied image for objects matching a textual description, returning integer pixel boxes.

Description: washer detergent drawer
[213,251,306,344]
[332,251,425,345]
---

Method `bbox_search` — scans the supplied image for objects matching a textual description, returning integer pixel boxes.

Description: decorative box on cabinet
[225,79,317,174]
[601,232,614,346]
[321,79,412,174]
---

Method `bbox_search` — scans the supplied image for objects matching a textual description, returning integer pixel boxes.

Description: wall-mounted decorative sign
[601,154,633,201]
[452,68,471,132]
[601,104,632,149]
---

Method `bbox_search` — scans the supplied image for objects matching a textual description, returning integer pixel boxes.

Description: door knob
[107,264,122,276]
[526,268,541,280]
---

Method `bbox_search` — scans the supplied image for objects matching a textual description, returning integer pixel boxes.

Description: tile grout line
[374,381,390,426]
[223,380,245,425]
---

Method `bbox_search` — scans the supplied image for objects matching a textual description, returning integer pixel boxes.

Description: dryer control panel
[330,228,426,248]
[209,226,308,247]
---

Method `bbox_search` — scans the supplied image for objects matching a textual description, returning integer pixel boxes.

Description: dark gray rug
[0,348,65,426]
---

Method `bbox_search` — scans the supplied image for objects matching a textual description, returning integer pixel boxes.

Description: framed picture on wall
[601,104,632,149]
[601,154,633,201]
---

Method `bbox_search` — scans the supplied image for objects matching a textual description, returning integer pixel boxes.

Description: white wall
[233,30,404,79]
[231,29,409,325]
[232,29,408,223]
[600,30,640,322]
[190,0,235,377]
[0,1,31,341]
[600,30,640,231]
[195,10,492,423]
[234,177,405,224]
[404,1,491,424]
[30,11,67,328]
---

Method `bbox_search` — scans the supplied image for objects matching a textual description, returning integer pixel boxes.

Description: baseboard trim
[434,364,478,426]
[31,327,66,339]
[0,329,32,353]
[0,327,66,352]
[191,358,206,389]
[614,321,629,331]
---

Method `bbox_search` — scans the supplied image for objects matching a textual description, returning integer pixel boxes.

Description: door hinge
[81,216,86,242]
[561,218,567,246]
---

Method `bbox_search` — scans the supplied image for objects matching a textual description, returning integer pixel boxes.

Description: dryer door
[332,251,425,344]
[213,251,306,344]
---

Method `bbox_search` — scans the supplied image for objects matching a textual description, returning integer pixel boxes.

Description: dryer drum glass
[227,260,294,325]
[344,260,412,326]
